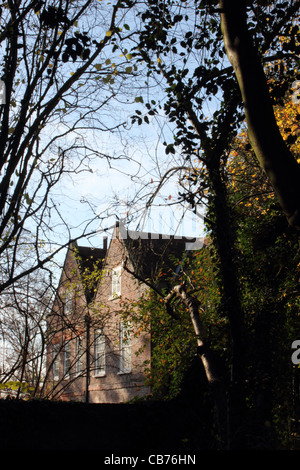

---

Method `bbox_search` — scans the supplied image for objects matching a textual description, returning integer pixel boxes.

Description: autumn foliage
[122,91,300,447]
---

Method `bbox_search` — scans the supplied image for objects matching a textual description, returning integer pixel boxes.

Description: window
[94,329,105,376]
[111,266,121,298]
[53,344,60,381]
[75,336,83,375]
[64,341,71,378]
[64,290,72,315]
[119,322,131,374]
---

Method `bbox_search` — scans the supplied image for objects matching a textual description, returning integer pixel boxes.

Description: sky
[52,96,207,259]
[33,0,213,260]
[4,0,211,272]
[54,125,206,249]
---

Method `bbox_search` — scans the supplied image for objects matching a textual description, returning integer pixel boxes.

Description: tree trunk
[205,159,247,449]
[166,285,228,448]
[186,94,247,449]
[220,0,300,228]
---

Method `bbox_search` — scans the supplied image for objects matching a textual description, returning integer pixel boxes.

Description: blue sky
[5,0,211,272]
[54,113,206,252]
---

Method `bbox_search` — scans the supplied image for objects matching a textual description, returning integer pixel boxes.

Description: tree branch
[220,0,300,228]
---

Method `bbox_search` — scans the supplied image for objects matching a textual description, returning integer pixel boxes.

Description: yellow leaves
[106,31,112,37]
[227,97,299,219]
[274,100,300,157]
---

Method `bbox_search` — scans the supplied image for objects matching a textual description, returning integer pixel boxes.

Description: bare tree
[0,265,54,398]
[0,0,138,293]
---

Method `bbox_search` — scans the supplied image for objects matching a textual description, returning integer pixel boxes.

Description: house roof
[76,245,107,273]
[68,223,206,303]
[116,222,206,282]
[72,242,107,303]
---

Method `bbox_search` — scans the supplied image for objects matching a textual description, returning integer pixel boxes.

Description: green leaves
[0,381,33,394]
[134,96,144,103]
[24,193,33,205]
[165,143,175,155]
[62,31,91,63]
[102,74,114,85]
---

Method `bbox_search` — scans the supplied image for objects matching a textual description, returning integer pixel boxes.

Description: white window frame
[94,329,106,377]
[75,336,83,375]
[63,341,71,378]
[119,322,131,374]
[111,266,121,299]
[53,344,60,381]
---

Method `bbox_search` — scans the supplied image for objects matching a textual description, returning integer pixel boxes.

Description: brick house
[46,221,204,403]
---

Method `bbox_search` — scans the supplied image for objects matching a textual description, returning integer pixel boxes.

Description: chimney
[103,236,108,250]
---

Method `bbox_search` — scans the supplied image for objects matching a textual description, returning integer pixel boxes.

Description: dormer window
[111,266,121,298]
